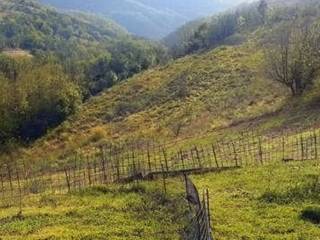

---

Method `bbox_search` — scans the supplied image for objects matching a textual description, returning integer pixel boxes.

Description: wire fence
[1,128,320,207]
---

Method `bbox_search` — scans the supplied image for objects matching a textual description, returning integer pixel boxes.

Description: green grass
[191,161,320,239]
[0,180,189,240]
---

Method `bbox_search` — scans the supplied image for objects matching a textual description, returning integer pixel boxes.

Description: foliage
[0,0,168,143]
[0,55,81,143]
[165,1,263,57]
[264,21,320,96]
[0,0,168,95]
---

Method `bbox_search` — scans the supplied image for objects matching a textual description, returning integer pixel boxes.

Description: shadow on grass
[73,184,147,197]
[259,174,320,204]
[301,207,320,224]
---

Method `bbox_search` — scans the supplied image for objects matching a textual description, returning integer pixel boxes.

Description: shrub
[89,127,107,142]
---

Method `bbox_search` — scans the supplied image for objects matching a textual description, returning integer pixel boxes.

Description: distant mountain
[39,0,252,39]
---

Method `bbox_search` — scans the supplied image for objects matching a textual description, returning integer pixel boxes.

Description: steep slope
[23,40,291,160]
[40,0,252,39]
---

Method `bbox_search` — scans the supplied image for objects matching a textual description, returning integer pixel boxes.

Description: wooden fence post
[282,136,285,161]
[314,131,318,160]
[0,169,4,197]
[206,189,211,230]
[258,137,263,165]
[194,146,202,169]
[6,163,13,195]
[86,156,92,186]
[64,167,71,193]
[161,164,167,196]
[100,147,107,183]
[211,145,219,168]
[180,150,185,170]
[301,135,304,161]
[232,142,239,167]
[147,148,152,173]
[162,148,169,172]
[14,161,22,213]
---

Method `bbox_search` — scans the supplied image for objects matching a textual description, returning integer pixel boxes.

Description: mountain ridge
[39,0,252,39]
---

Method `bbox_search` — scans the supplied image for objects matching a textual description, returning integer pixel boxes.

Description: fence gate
[184,174,213,240]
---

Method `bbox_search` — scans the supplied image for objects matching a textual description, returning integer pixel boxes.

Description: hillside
[21,42,285,160]
[16,0,320,161]
[0,0,126,58]
[39,0,252,39]
[165,0,320,57]
[0,0,167,144]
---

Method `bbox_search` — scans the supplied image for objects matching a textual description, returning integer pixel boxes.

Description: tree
[258,0,268,24]
[265,22,320,96]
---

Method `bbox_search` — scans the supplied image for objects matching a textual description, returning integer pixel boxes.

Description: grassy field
[192,161,320,240]
[2,160,320,239]
[0,180,189,240]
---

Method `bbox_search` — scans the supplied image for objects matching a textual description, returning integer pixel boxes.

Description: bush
[89,127,107,142]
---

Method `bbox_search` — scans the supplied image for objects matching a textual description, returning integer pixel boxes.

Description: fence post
[211,145,219,168]
[161,164,167,196]
[300,135,304,161]
[147,148,152,173]
[180,150,185,170]
[100,146,107,183]
[314,131,318,160]
[162,148,169,172]
[0,169,4,198]
[86,156,92,186]
[258,137,263,165]
[6,163,13,195]
[232,142,239,167]
[14,161,22,213]
[64,167,71,193]
[194,146,202,169]
[282,136,285,161]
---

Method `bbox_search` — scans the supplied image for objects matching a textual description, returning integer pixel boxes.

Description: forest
[0,0,167,144]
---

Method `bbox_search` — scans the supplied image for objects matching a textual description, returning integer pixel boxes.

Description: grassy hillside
[20,40,291,160]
